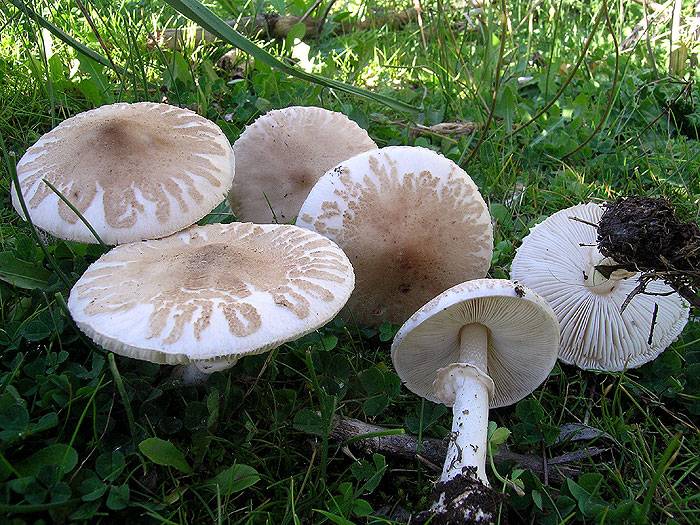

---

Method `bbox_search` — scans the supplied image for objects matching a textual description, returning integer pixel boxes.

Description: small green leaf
[351,453,387,494]
[284,22,306,50]
[314,510,356,525]
[0,393,29,433]
[20,308,64,341]
[358,367,383,395]
[139,438,192,474]
[17,444,78,477]
[319,335,339,351]
[106,484,130,511]
[490,203,514,230]
[293,409,325,436]
[13,234,41,262]
[95,451,125,482]
[607,500,644,522]
[76,52,114,105]
[206,388,220,430]
[0,252,52,290]
[352,498,373,517]
[489,426,511,447]
[362,395,389,417]
[532,489,543,510]
[80,476,107,502]
[566,476,607,517]
[495,84,517,131]
[203,464,260,496]
[70,500,102,520]
[378,322,398,342]
[198,200,235,225]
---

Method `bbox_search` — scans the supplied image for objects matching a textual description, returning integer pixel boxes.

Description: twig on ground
[621,0,674,52]
[330,417,609,484]
[151,8,419,49]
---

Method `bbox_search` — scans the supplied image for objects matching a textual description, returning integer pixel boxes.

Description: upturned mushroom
[510,202,690,371]
[68,222,354,382]
[391,279,559,522]
[228,106,376,223]
[12,102,235,245]
[297,146,493,326]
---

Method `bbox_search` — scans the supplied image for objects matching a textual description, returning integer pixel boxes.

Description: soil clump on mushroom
[597,196,700,307]
[413,468,503,525]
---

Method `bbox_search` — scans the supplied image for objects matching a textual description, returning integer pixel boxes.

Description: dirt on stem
[412,467,504,525]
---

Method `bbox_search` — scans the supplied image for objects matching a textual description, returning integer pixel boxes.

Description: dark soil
[412,468,504,525]
[596,196,700,307]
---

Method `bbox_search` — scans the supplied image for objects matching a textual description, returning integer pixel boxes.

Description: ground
[0,0,699,523]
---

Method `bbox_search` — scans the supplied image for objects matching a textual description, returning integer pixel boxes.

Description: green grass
[0,0,699,523]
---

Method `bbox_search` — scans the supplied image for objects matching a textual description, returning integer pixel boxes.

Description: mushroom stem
[457,323,488,371]
[434,323,494,485]
[180,364,212,385]
[179,356,240,385]
[588,257,636,294]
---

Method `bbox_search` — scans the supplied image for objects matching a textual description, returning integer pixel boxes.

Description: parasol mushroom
[510,202,690,371]
[297,146,493,326]
[391,279,559,522]
[12,102,235,245]
[68,223,354,381]
[228,106,376,223]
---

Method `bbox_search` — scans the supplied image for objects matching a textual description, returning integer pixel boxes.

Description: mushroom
[510,202,690,371]
[228,106,376,223]
[11,102,235,245]
[297,146,493,326]
[392,279,559,522]
[67,222,354,381]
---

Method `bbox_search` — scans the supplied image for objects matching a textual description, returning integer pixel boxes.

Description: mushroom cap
[67,222,354,365]
[228,106,377,223]
[510,202,690,371]
[391,279,560,408]
[296,146,493,326]
[12,102,235,245]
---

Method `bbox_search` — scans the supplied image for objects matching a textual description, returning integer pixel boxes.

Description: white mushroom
[68,223,354,379]
[297,146,493,326]
[510,202,690,371]
[392,280,559,497]
[11,102,235,245]
[228,106,376,223]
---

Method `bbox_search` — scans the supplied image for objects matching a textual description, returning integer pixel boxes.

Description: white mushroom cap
[297,146,493,326]
[228,106,377,223]
[510,202,690,371]
[391,279,559,408]
[68,223,354,365]
[12,102,235,244]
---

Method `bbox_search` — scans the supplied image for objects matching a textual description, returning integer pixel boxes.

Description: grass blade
[2,136,72,289]
[641,433,682,516]
[8,0,122,74]
[108,353,139,446]
[42,178,108,248]
[163,0,419,114]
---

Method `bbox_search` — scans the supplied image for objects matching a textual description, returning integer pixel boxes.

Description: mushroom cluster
[12,103,359,381]
[12,101,694,523]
